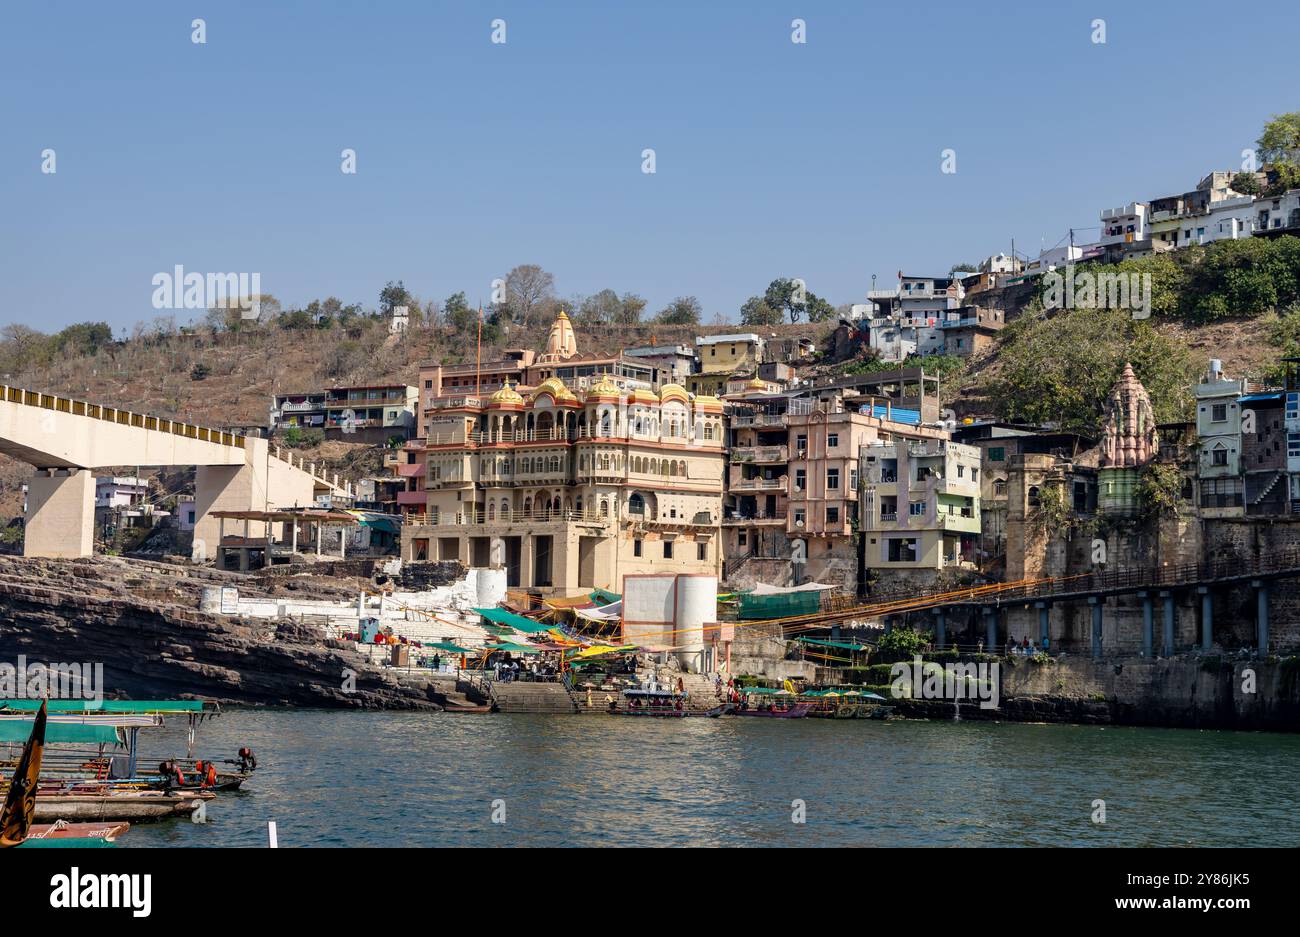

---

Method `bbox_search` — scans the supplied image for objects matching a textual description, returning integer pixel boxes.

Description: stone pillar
[1199,586,1213,651]
[984,607,997,651]
[935,610,947,649]
[1139,591,1154,657]
[1254,579,1269,655]
[1161,591,1175,656]
[24,469,95,558]
[1089,597,1102,658]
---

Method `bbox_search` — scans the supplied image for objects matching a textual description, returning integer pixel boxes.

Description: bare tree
[504,264,557,329]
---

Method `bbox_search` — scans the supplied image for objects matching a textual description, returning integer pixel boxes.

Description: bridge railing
[1,384,246,450]
[872,546,1300,612]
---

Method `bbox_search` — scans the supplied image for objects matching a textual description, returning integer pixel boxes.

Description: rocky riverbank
[0,555,441,708]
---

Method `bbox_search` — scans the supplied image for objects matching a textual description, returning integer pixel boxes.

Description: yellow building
[696,333,764,375]
[402,366,726,594]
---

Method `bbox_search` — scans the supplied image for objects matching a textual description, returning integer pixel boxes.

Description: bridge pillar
[1035,602,1049,650]
[983,607,997,652]
[1198,586,1213,651]
[1088,597,1102,658]
[1160,591,1175,656]
[934,610,946,649]
[1253,580,1269,655]
[1138,591,1154,657]
[24,468,94,558]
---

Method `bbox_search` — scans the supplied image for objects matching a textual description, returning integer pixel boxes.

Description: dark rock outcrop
[0,555,440,709]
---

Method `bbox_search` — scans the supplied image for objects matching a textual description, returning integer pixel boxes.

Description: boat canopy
[473,608,554,634]
[0,699,208,714]
[0,718,122,745]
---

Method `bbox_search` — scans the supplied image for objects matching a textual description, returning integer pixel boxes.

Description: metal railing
[2,384,246,449]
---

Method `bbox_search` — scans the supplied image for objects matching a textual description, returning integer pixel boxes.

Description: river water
[121,710,1300,847]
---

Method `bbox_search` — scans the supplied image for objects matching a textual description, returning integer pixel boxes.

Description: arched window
[487,503,495,521]
[703,423,714,441]
[1028,485,1040,507]
[629,492,645,515]
[600,499,609,516]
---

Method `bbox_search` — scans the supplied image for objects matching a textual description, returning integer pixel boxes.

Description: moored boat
[732,687,811,718]
[27,820,130,842]
[32,790,214,822]
[614,684,731,717]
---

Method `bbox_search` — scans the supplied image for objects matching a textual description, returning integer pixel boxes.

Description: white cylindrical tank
[674,575,716,672]
[476,567,508,608]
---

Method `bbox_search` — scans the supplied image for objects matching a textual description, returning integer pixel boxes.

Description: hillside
[0,317,830,520]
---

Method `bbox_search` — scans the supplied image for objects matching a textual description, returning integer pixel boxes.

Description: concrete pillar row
[1088,597,1103,658]
[1160,591,1175,656]
[1253,579,1269,655]
[1139,591,1154,658]
[1198,586,1213,651]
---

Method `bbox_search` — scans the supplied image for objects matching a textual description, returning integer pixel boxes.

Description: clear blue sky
[2,0,1297,333]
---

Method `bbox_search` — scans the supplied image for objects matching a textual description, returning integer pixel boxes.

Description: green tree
[1230,171,1262,196]
[656,296,702,325]
[54,322,113,356]
[379,280,416,315]
[739,296,783,326]
[576,289,646,326]
[763,278,835,323]
[444,291,477,334]
[984,305,1196,435]
[1258,111,1300,167]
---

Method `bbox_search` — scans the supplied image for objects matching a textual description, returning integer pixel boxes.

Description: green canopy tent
[794,637,872,652]
[473,608,555,635]
[482,642,543,655]
[426,642,471,654]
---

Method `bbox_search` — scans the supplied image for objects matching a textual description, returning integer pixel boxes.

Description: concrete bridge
[0,385,351,560]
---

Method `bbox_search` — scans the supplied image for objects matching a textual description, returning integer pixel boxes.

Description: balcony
[722,509,787,526]
[730,445,788,464]
[730,413,788,428]
[276,400,325,414]
[404,508,613,528]
[733,477,786,491]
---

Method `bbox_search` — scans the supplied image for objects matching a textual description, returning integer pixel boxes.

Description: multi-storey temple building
[400,314,726,594]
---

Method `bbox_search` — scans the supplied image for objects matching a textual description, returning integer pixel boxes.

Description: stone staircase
[489,681,579,714]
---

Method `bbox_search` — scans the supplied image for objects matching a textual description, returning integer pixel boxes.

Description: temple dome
[659,383,690,405]
[587,373,621,398]
[488,381,524,407]
[532,376,578,403]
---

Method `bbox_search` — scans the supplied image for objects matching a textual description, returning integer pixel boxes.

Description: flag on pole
[0,698,46,848]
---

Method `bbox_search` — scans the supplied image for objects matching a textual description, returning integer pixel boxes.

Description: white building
[865,275,963,362]
[1256,189,1300,235]
[95,476,149,510]
[1100,202,1149,247]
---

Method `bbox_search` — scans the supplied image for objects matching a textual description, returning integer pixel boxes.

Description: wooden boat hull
[614,704,730,718]
[28,821,130,842]
[32,791,213,822]
[733,703,812,718]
